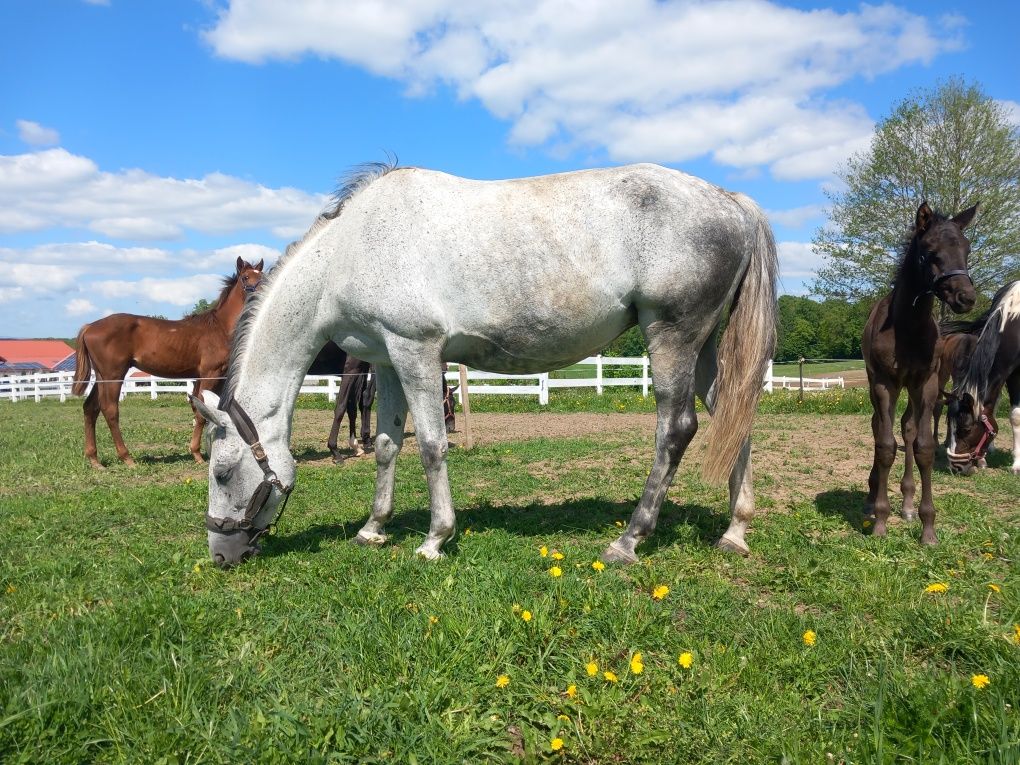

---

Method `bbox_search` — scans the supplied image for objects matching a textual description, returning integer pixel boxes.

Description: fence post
[641,356,649,398]
[539,372,549,406]
[596,354,603,395]
[34,372,41,403]
[458,364,474,449]
[328,376,337,403]
[765,359,773,393]
[798,357,805,403]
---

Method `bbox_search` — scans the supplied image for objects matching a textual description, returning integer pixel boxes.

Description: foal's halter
[912,257,972,307]
[204,395,293,543]
[947,414,997,470]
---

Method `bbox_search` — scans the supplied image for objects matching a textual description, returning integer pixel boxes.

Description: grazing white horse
[192,162,778,567]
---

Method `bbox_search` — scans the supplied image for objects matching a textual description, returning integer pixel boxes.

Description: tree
[186,298,214,317]
[814,78,1020,303]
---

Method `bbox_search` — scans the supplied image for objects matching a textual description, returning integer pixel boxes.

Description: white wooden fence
[0,358,842,405]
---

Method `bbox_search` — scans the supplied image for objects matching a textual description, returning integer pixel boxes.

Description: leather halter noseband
[912,267,972,307]
[947,413,997,469]
[204,395,293,542]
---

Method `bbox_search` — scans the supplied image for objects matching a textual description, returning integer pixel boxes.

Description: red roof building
[0,339,75,373]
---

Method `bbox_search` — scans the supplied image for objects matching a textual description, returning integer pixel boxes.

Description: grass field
[1,396,1018,763]
[772,360,866,377]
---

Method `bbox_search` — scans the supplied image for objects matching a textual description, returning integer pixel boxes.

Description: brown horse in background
[72,257,263,467]
[862,202,977,545]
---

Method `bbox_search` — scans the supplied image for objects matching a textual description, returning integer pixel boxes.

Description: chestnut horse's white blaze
[192,163,778,567]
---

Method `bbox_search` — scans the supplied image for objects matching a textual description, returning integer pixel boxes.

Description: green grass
[772,360,865,376]
[1,398,1019,763]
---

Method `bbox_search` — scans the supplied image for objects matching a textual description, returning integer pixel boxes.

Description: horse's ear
[191,390,230,429]
[915,201,934,233]
[235,256,244,273]
[254,258,264,271]
[952,203,978,230]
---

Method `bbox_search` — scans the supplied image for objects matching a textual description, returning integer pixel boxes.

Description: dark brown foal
[862,201,977,545]
[72,257,263,467]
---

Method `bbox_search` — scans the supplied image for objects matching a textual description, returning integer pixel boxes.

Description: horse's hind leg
[348,378,365,456]
[354,365,408,547]
[1006,372,1020,475]
[909,377,939,545]
[98,378,135,466]
[83,384,103,468]
[900,402,918,522]
[188,379,208,463]
[866,381,899,537]
[692,339,754,555]
[603,326,699,564]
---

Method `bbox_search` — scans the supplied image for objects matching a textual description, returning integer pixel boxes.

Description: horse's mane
[181,272,240,325]
[957,280,1020,414]
[224,159,399,402]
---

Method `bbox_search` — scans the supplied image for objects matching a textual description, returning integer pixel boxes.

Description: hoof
[121,457,136,467]
[353,530,388,547]
[716,534,750,557]
[872,521,888,538]
[414,545,445,561]
[192,454,205,465]
[901,510,918,523]
[600,542,638,565]
[920,530,938,546]
[88,459,105,471]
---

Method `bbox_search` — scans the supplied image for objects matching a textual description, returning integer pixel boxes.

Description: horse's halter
[241,272,262,294]
[912,251,972,307]
[947,413,997,470]
[205,395,293,544]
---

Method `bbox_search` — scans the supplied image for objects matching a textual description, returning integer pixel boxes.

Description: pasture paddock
[1,396,1018,763]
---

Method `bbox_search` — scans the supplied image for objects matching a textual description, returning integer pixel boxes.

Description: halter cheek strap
[913,268,973,307]
[204,395,293,541]
[947,414,997,468]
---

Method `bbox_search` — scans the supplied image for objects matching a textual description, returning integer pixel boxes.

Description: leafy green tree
[814,78,1020,303]
[186,298,214,317]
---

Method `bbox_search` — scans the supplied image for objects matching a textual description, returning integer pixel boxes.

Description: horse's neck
[231,276,332,445]
[890,259,934,336]
[213,283,246,333]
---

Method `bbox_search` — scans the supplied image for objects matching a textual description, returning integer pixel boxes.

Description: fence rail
[1,358,844,405]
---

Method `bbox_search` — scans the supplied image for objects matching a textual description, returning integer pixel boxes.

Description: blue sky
[1,0,1018,338]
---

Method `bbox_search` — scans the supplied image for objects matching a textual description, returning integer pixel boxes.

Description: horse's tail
[71,325,93,396]
[701,196,778,484]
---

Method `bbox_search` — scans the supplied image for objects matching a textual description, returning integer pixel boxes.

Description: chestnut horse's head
[911,202,978,314]
[236,256,265,295]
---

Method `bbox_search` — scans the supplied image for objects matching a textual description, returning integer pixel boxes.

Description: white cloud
[0,262,82,292]
[0,148,327,238]
[996,99,1020,128]
[16,119,60,147]
[777,240,821,281]
[766,204,826,230]
[205,0,963,179]
[92,274,226,307]
[66,297,98,316]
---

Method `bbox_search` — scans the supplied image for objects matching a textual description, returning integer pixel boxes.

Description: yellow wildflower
[1012,624,1020,645]
[463,528,473,536]
[652,585,669,600]
[521,610,532,622]
[603,671,618,683]
[803,630,817,647]
[540,545,548,557]
[4,584,15,595]
[586,661,598,676]
[630,652,644,675]
[429,615,439,624]
[924,582,949,594]
[496,674,510,688]
[552,551,565,561]
[565,684,577,698]
[988,583,1001,593]
[678,652,693,669]
[557,714,570,722]
[592,560,605,572]
[615,520,624,528]
[549,566,563,578]
[550,738,564,751]
[982,552,995,560]
[971,674,990,690]
[862,519,872,528]
[512,603,521,613]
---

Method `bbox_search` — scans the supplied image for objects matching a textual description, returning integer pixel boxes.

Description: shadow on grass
[814,488,869,534]
[137,452,199,466]
[262,497,729,559]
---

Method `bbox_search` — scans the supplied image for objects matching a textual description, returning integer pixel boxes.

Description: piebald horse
[192,163,777,567]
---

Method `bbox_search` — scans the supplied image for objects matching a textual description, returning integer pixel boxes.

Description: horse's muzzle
[209,529,262,568]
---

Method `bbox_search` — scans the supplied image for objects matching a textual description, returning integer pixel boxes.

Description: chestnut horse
[72,257,263,467]
[862,202,977,544]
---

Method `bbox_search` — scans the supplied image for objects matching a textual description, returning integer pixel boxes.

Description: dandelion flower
[988,583,1001,593]
[428,615,439,624]
[566,684,577,698]
[678,652,693,669]
[586,661,598,676]
[4,584,15,595]
[630,652,644,675]
[549,566,563,578]
[652,585,669,600]
[982,552,995,560]
[924,582,949,594]
[1013,624,1020,645]
[521,610,532,622]
[615,520,624,528]
[552,551,565,561]
[592,560,605,572]
[862,519,872,528]
[603,670,618,683]
[496,675,510,688]
[803,630,817,647]
[971,674,990,690]
[540,545,549,558]
[557,714,570,722]
[550,737,564,751]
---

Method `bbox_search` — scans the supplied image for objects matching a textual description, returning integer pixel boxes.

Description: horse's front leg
[899,402,917,522]
[1007,374,1020,475]
[189,378,208,463]
[390,348,456,559]
[909,378,939,545]
[354,366,407,547]
[866,381,899,537]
